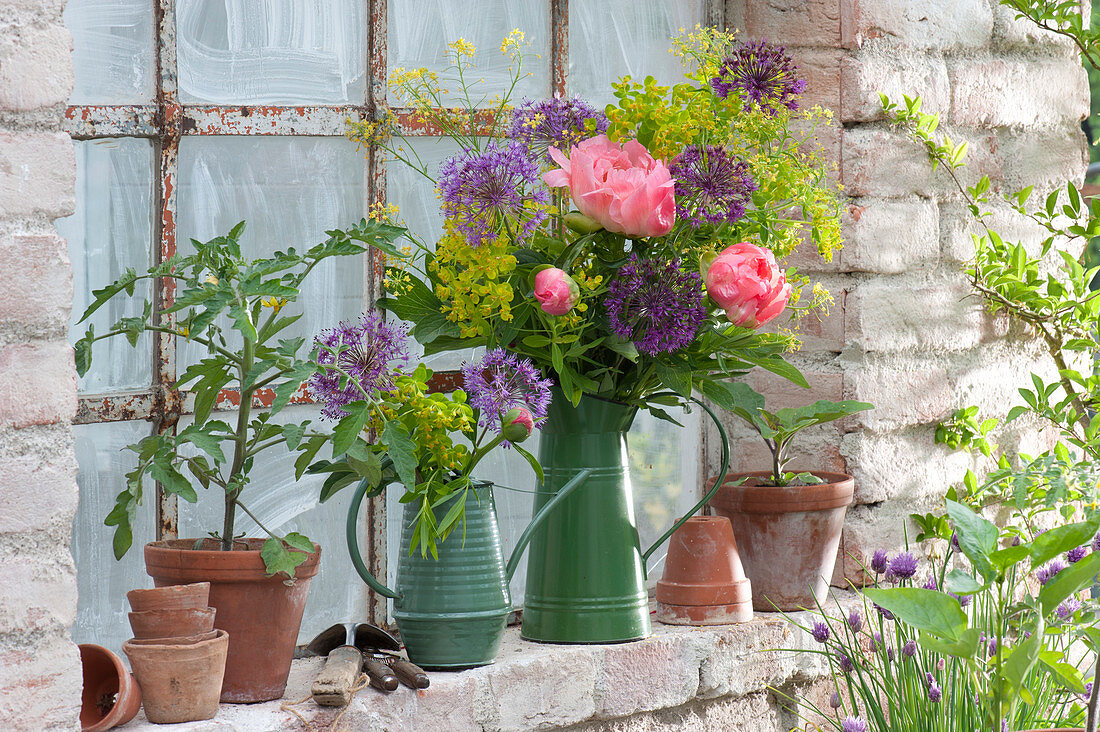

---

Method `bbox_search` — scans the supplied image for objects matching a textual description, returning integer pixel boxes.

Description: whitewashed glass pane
[570,0,705,108]
[72,420,156,656]
[177,0,366,104]
[388,0,550,107]
[176,136,366,368]
[386,136,474,371]
[59,139,155,393]
[64,0,155,104]
[177,405,367,643]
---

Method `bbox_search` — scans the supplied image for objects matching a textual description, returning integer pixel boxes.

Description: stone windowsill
[120,611,825,731]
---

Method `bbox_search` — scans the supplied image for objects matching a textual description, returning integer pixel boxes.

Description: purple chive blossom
[1037,559,1067,586]
[870,549,888,574]
[874,603,894,621]
[928,682,943,703]
[668,145,756,228]
[847,610,862,633]
[841,716,868,732]
[886,552,918,582]
[1093,533,1100,552]
[987,637,998,656]
[951,532,961,551]
[829,691,842,710]
[949,591,971,609]
[509,97,608,161]
[936,658,945,671]
[438,140,549,247]
[902,639,918,658]
[605,256,707,356]
[811,621,830,643]
[1056,598,1082,621]
[836,651,854,673]
[886,645,895,662]
[1068,546,1088,563]
[1082,682,1094,701]
[310,312,409,420]
[709,39,807,114]
[462,348,552,439]
[922,575,937,590]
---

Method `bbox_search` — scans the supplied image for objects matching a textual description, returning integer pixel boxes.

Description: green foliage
[76,219,404,576]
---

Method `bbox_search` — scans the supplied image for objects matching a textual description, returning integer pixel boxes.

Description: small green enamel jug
[347,474,589,668]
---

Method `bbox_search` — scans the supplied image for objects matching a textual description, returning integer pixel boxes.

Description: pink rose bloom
[543,135,675,238]
[533,267,579,316]
[705,242,792,328]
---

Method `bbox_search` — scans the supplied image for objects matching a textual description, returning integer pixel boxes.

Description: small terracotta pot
[79,644,143,732]
[707,471,853,612]
[123,629,228,724]
[655,516,752,625]
[126,581,210,612]
[128,606,216,640]
[144,539,320,703]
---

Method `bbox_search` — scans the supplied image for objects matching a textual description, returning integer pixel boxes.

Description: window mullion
[551,0,568,97]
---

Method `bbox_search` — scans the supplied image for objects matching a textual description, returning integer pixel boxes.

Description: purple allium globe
[310,312,409,420]
[1068,545,1088,563]
[668,145,757,228]
[709,39,807,114]
[462,348,553,441]
[841,716,867,732]
[438,140,549,247]
[605,256,707,355]
[847,609,862,633]
[811,620,830,643]
[928,682,942,704]
[870,549,888,574]
[1036,559,1067,586]
[886,551,918,581]
[509,97,608,161]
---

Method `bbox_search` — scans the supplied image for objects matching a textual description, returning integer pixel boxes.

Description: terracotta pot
[144,538,320,703]
[655,516,752,625]
[707,471,853,612]
[78,644,142,732]
[123,630,228,723]
[126,581,210,612]
[128,606,216,640]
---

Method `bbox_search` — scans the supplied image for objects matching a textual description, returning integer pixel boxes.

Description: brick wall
[711,0,1089,582]
[0,0,81,729]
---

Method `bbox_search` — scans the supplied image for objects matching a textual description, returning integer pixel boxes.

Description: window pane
[570,0,705,108]
[177,0,366,104]
[388,0,550,107]
[71,420,156,656]
[176,136,366,367]
[58,138,155,393]
[64,0,155,104]
[176,406,366,643]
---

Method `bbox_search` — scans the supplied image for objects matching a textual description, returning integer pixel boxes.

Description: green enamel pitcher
[346,471,590,668]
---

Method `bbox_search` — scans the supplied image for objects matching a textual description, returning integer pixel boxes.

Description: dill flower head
[509,96,609,161]
[604,256,707,356]
[438,140,549,247]
[310,312,409,420]
[668,145,757,228]
[709,39,807,114]
[462,348,552,439]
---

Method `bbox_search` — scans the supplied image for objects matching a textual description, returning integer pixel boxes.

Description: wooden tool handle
[390,659,430,689]
[311,646,362,707]
[364,658,399,692]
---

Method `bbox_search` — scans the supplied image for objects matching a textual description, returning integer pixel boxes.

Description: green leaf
[294,435,327,480]
[943,568,984,595]
[74,326,94,377]
[511,441,543,481]
[271,362,315,415]
[281,421,310,450]
[178,424,226,463]
[917,628,980,658]
[112,523,133,561]
[655,361,692,398]
[988,544,1029,571]
[1003,627,1043,691]
[1040,550,1100,615]
[1030,517,1100,567]
[259,537,309,578]
[331,401,372,457]
[1039,653,1086,694]
[863,587,966,640]
[382,422,417,491]
[282,532,315,554]
[946,499,998,581]
[698,379,764,425]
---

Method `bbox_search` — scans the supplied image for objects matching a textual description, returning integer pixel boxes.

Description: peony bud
[500,407,535,443]
[533,267,580,316]
[563,211,602,234]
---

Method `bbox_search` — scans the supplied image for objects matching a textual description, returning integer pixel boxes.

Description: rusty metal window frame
[65,0,725,620]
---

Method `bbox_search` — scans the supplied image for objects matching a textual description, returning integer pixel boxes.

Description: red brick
[0,23,72,111]
[0,342,77,428]
[792,48,842,113]
[0,234,73,327]
[735,0,845,49]
[747,366,844,410]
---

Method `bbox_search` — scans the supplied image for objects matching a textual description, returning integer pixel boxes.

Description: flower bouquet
[344,28,843,643]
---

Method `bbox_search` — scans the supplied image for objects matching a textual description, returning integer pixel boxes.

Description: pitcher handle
[347,474,401,600]
[641,394,731,564]
[504,468,593,583]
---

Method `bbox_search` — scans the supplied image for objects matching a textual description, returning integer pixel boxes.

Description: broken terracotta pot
[78,643,142,732]
[123,629,228,724]
[707,471,854,612]
[655,515,752,625]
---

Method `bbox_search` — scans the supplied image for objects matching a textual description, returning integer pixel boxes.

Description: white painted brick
[0,233,73,329]
[856,0,993,50]
[992,4,1081,52]
[0,341,77,429]
[842,198,939,274]
[845,276,985,353]
[843,360,952,431]
[0,452,77,535]
[939,201,1049,264]
[486,647,599,729]
[595,634,699,718]
[834,501,928,583]
[0,131,75,219]
[841,429,965,505]
[999,125,1088,193]
[951,58,1088,129]
[0,555,77,635]
[840,52,950,123]
[0,634,81,731]
[0,23,72,111]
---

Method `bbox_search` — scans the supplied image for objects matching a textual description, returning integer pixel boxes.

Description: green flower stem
[462,431,506,477]
[222,328,255,551]
[232,497,282,543]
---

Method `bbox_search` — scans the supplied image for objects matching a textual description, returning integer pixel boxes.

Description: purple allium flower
[709,39,807,114]
[811,620,830,643]
[668,145,756,228]
[874,603,894,621]
[605,256,707,355]
[509,97,608,161]
[1037,559,1067,586]
[928,682,942,703]
[438,140,549,247]
[847,610,862,633]
[870,549,888,574]
[310,312,409,420]
[462,348,552,439]
[836,651,854,673]
[886,551,918,581]
[902,639,918,658]
[922,575,937,590]
[1056,598,1082,621]
[829,691,842,710]
[1083,681,1094,701]
[841,716,868,732]
[1068,546,1088,563]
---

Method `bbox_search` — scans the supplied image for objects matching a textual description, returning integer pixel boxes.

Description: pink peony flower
[533,267,580,316]
[705,242,791,328]
[543,135,675,238]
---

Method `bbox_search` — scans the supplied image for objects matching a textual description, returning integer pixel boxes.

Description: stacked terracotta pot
[122,582,228,724]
